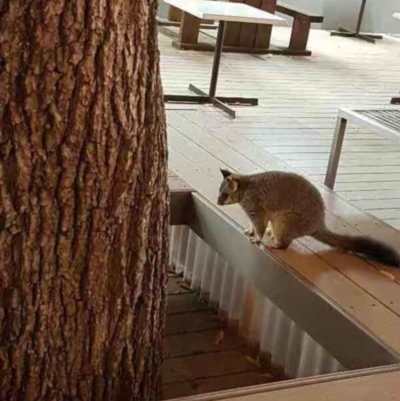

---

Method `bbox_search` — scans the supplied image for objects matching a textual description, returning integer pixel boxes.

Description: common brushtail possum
[217,168,399,268]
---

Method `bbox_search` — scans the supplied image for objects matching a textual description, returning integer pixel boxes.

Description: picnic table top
[164,0,287,25]
[338,107,400,141]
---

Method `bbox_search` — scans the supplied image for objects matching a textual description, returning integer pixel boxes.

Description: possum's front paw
[250,236,261,245]
[244,226,255,237]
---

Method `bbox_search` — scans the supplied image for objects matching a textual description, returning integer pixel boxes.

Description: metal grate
[358,109,400,133]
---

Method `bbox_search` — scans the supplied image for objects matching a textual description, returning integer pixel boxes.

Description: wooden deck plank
[340,190,400,201]
[386,219,400,230]
[162,371,274,400]
[349,199,400,210]
[163,276,279,399]
[368,209,400,220]
[167,293,212,315]
[168,171,193,192]
[164,330,244,359]
[291,159,400,167]
[166,310,226,336]
[162,351,258,385]
[213,370,400,401]
[309,174,400,183]
[306,166,400,175]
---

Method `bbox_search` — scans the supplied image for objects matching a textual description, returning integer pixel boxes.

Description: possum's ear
[220,168,232,179]
[227,175,239,191]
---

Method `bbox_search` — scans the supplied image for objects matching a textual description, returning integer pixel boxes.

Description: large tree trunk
[0,1,169,400]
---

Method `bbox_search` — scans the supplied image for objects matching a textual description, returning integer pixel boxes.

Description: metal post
[325,117,347,190]
[330,0,382,43]
[355,0,367,35]
[209,20,225,98]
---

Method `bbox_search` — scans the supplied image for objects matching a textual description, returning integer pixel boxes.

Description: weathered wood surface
[169,170,193,192]
[162,277,278,399]
[169,170,193,225]
[214,369,400,401]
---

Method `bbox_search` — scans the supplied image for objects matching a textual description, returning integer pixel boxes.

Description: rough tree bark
[0,0,169,400]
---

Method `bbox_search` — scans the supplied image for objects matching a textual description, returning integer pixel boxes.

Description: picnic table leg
[190,21,237,118]
[178,12,201,46]
[187,20,226,100]
[209,20,225,98]
[188,20,258,118]
[355,0,367,34]
[289,15,311,52]
[166,19,258,118]
[325,117,347,190]
[168,6,182,22]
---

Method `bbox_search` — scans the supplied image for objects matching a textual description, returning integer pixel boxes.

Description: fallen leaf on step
[379,270,395,281]
[214,330,225,345]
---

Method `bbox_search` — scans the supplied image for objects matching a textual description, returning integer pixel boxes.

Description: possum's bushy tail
[312,226,399,268]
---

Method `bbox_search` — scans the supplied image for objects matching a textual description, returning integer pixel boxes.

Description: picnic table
[162,0,323,56]
[163,0,286,118]
[330,0,383,44]
[325,107,400,189]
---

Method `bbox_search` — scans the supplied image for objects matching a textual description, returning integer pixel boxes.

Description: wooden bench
[161,0,323,56]
[276,2,324,54]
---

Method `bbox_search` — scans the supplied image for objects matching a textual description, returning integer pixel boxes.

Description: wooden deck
[160,26,400,229]
[161,26,400,373]
[162,276,279,399]
[213,368,400,401]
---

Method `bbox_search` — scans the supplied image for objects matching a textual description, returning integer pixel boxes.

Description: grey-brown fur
[217,169,399,268]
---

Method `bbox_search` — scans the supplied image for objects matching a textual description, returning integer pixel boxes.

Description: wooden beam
[169,171,194,226]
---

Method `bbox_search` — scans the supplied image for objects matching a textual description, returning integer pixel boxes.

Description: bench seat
[276,1,324,53]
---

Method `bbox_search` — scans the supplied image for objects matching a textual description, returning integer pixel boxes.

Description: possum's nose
[217,193,228,205]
